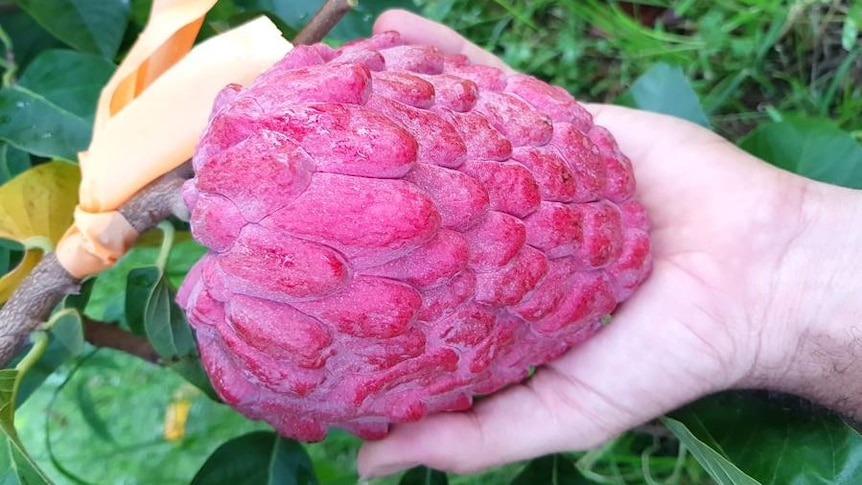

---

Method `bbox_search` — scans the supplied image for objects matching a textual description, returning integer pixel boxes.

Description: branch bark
[293,0,356,45]
[0,166,190,367]
[83,319,160,363]
[0,0,354,368]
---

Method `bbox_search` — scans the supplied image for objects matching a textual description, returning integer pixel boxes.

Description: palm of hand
[358,11,806,477]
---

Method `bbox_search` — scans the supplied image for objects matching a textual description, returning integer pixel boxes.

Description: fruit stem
[293,0,357,45]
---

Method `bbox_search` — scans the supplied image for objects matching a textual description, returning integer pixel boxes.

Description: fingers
[357,384,575,477]
[373,9,513,72]
[358,272,727,478]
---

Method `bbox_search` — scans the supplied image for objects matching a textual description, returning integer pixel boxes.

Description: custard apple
[176,31,652,441]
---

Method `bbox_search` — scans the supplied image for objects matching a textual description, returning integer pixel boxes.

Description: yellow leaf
[0,249,42,304]
[0,161,81,244]
[163,398,191,442]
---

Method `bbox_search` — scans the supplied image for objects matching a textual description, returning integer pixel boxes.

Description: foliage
[0,0,861,484]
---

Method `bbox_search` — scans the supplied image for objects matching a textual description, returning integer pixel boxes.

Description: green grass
[421,0,861,139]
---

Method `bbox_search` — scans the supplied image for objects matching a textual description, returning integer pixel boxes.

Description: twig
[0,254,78,366]
[83,319,159,363]
[0,165,190,367]
[293,0,356,45]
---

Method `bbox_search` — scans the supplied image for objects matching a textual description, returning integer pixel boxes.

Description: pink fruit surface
[177,32,653,441]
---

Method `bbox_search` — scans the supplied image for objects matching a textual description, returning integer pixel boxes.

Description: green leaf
[662,416,760,485]
[191,430,320,485]
[15,0,131,58]
[0,144,30,185]
[739,116,862,189]
[666,391,862,484]
[622,62,711,127]
[15,310,84,405]
[125,266,161,336]
[0,247,8,276]
[399,466,449,485]
[842,3,861,51]
[0,9,63,70]
[144,270,196,358]
[137,266,217,398]
[234,0,419,41]
[16,348,263,484]
[0,369,52,484]
[18,49,115,120]
[74,378,114,443]
[167,356,219,402]
[509,455,591,485]
[0,85,91,161]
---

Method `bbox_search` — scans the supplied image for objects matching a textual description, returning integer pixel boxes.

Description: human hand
[358,9,862,479]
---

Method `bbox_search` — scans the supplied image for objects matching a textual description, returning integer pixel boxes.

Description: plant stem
[0,24,16,87]
[293,0,356,45]
[0,166,190,368]
[83,319,158,363]
[12,330,47,405]
[155,220,175,271]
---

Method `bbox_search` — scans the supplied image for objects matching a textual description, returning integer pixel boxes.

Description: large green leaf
[509,455,591,485]
[143,268,196,359]
[621,62,711,128]
[399,466,448,485]
[15,0,131,59]
[134,264,217,399]
[16,349,264,484]
[235,0,419,41]
[0,369,52,484]
[125,265,161,336]
[0,86,91,161]
[666,391,862,484]
[0,9,64,70]
[17,49,115,121]
[739,116,862,189]
[191,431,319,485]
[0,144,30,185]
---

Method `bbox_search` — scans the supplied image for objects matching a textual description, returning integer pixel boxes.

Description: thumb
[373,9,513,72]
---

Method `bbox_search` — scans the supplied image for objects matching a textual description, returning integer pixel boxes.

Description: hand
[358,9,862,478]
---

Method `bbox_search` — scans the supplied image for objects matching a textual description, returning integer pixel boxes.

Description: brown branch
[0,164,191,367]
[0,254,78,364]
[83,319,159,363]
[293,0,356,45]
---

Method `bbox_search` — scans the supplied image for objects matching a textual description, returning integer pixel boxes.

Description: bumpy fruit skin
[176,32,652,441]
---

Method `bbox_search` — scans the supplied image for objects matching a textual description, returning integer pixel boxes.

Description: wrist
[743,178,862,417]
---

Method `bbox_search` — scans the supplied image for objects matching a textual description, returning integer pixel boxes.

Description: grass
[421,0,861,140]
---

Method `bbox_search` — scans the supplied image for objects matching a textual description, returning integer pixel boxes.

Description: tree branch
[83,319,159,363]
[293,0,356,45]
[0,254,78,364]
[0,166,190,367]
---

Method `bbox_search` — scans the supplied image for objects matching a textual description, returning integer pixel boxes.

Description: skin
[356,9,862,479]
